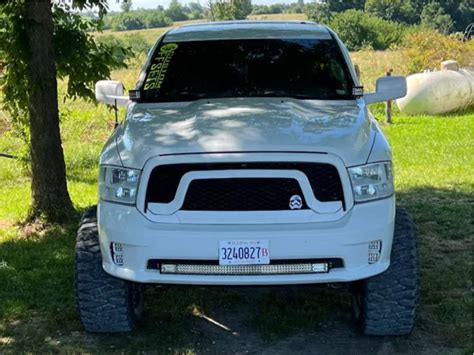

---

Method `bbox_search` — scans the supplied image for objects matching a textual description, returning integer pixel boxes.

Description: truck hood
[115,98,374,168]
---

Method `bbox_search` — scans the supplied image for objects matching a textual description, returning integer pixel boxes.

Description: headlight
[348,162,393,202]
[99,166,140,205]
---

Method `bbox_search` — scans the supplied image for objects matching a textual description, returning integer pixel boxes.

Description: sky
[107,0,299,11]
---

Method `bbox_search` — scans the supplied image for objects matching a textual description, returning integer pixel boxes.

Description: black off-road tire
[352,207,420,336]
[74,206,144,333]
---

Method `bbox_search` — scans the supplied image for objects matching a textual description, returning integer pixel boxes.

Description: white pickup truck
[75,21,419,335]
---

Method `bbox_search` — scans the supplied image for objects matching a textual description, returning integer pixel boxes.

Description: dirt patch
[171,288,463,354]
[18,221,49,239]
[0,287,462,355]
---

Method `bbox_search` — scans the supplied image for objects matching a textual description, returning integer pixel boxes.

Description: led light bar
[160,262,329,275]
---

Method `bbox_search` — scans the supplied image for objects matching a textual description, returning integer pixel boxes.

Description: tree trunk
[24,1,75,222]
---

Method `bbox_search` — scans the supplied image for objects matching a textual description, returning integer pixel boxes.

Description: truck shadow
[0,185,471,352]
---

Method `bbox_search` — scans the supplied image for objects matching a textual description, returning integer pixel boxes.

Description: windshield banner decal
[144,43,178,91]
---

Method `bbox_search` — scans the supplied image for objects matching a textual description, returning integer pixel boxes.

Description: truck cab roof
[163,20,332,42]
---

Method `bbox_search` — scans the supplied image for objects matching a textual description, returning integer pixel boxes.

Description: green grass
[385,114,473,349]
[0,63,473,351]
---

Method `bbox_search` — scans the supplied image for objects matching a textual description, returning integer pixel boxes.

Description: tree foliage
[0,1,129,123]
[105,10,173,31]
[0,0,130,221]
[313,0,473,33]
[450,0,473,32]
[210,0,253,20]
[165,0,188,21]
[186,2,206,20]
[328,9,406,50]
[324,0,365,12]
[304,3,332,24]
[97,33,150,66]
[306,0,472,47]
[101,2,206,31]
[420,1,454,34]
[365,0,417,24]
[120,0,132,12]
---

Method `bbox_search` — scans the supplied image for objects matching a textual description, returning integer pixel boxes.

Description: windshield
[140,38,354,102]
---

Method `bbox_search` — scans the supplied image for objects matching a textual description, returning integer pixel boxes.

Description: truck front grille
[146,162,344,211]
[182,178,308,211]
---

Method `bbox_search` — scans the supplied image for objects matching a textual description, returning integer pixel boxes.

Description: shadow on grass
[0,186,472,352]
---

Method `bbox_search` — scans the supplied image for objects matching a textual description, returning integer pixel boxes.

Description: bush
[328,9,406,50]
[402,30,474,73]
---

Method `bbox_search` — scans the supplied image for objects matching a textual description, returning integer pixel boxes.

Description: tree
[210,0,252,20]
[365,0,417,24]
[293,0,305,13]
[269,3,284,14]
[120,0,132,12]
[0,1,128,222]
[305,3,332,24]
[439,0,473,32]
[455,0,474,32]
[185,2,205,19]
[323,0,365,12]
[165,0,188,21]
[420,2,454,34]
[23,2,74,221]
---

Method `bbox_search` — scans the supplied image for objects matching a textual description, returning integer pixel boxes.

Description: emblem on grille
[289,195,303,210]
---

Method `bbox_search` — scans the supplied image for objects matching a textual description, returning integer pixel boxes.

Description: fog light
[111,242,124,266]
[369,240,381,250]
[368,240,382,264]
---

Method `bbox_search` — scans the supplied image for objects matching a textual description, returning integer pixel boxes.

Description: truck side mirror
[95,80,129,107]
[364,76,407,104]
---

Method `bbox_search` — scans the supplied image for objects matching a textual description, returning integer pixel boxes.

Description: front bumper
[98,196,395,285]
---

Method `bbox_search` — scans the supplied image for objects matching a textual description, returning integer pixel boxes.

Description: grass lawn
[0,57,473,352]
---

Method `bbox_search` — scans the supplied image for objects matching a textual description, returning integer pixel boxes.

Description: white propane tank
[396,61,474,115]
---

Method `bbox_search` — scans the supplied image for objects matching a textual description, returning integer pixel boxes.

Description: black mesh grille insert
[146,162,345,211]
[182,178,308,211]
